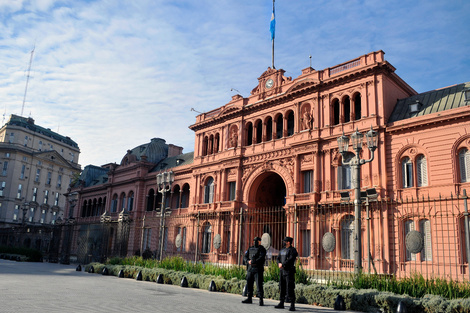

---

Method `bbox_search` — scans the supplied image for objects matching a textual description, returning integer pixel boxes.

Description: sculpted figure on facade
[229,126,238,148]
[301,104,313,130]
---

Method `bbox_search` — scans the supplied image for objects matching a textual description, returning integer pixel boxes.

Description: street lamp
[337,126,378,274]
[156,171,174,261]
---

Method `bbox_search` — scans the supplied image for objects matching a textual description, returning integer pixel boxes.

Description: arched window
[266,117,273,141]
[202,136,208,156]
[208,135,214,155]
[127,192,134,211]
[120,193,126,211]
[204,177,214,204]
[417,155,428,187]
[354,93,361,120]
[246,122,253,146]
[333,99,340,125]
[341,215,354,260]
[276,114,283,139]
[147,189,155,211]
[255,119,262,144]
[343,96,351,123]
[111,194,118,213]
[402,157,413,188]
[214,133,220,153]
[181,184,190,208]
[202,223,212,253]
[287,111,294,136]
[459,148,470,182]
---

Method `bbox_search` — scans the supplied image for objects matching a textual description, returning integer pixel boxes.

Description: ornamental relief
[300,154,313,166]
[294,144,317,153]
[227,168,237,177]
[279,157,295,178]
[243,148,292,164]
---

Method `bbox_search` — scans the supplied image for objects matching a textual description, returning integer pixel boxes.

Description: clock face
[265,78,274,89]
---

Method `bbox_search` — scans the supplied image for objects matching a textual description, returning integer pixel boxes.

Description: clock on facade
[265,78,274,89]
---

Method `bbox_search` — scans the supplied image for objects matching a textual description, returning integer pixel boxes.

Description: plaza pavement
[0,259,360,313]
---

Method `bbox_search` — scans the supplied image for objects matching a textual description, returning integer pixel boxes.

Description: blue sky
[0,0,469,167]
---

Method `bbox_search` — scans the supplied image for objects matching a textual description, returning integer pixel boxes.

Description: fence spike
[396,301,407,313]
[136,270,142,281]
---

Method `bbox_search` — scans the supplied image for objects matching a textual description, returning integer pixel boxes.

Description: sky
[0,0,469,167]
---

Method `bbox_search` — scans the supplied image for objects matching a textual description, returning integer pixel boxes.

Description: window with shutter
[341,215,354,260]
[405,220,416,261]
[417,155,428,187]
[459,148,470,182]
[402,157,413,188]
[420,219,432,261]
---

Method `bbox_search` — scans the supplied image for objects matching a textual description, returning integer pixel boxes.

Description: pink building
[64,51,470,281]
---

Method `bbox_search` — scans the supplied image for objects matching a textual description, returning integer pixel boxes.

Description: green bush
[0,245,42,262]
[85,260,470,313]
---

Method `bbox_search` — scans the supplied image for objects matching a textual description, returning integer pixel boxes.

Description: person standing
[275,236,298,311]
[241,236,267,306]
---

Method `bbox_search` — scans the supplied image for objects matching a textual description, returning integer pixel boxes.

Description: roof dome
[123,138,169,165]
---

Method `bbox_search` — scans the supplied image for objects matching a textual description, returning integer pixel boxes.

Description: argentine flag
[270,8,275,40]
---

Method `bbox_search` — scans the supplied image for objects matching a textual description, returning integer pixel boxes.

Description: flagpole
[271,0,275,69]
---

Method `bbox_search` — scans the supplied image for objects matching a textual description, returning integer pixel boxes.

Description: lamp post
[337,126,378,274]
[156,171,174,261]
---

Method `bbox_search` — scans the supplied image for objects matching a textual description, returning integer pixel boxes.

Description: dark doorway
[247,172,287,259]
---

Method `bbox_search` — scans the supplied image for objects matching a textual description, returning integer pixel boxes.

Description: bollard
[334,295,346,311]
[88,266,94,273]
[118,270,124,278]
[102,267,109,275]
[76,264,82,271]
[136,271,143,281]
[208,280,216,292]
[156,274,164,284]
[181,276,188,287]
[397,301,407,313]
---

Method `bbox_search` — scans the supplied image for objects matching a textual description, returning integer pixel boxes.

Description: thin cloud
[0,0,468,167]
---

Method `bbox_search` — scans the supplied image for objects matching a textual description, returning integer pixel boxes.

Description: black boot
[275,301,284,309]
[289,302,295,311]
[259,298,264,306]
[242,297,252,304]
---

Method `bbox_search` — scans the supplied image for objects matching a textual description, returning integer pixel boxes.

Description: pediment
[35,150,74,168]
[216,97,244,117]
[285,79,317,94]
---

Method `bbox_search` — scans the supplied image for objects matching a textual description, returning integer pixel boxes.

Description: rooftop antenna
[21,45,35,117]
[309,55,312,68]
[2,105,6,125]
[190,108,202,114]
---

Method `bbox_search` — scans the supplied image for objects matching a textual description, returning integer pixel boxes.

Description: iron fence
[2,192,469,284]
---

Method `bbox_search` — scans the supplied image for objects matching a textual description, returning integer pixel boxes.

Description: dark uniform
[241,237,266,306]
[275,236,298,311]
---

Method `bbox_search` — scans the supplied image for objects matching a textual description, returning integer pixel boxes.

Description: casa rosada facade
[66,51,470,280]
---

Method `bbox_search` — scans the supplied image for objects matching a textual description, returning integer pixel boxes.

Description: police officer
[242,236,266,306]
[275,236,298,311]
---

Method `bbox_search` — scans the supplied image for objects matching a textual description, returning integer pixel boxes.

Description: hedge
[84,262,470,313]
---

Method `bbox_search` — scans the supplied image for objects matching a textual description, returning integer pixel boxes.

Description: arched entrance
[245,171,287,259]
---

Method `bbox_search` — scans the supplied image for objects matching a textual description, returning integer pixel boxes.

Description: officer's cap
[253,236,261,242]
[283,236,293,243]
